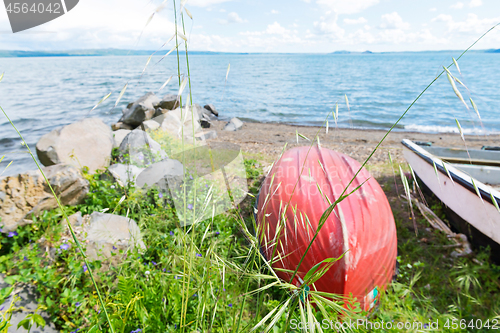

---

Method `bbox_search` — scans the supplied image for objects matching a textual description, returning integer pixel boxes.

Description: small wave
[404,124,499,135]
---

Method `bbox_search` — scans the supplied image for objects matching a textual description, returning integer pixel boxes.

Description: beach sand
[209,120,500,176]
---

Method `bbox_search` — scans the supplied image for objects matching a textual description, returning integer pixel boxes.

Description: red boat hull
[256,146,397,311]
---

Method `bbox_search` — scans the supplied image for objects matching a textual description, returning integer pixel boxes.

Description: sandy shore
[209,120,500,175]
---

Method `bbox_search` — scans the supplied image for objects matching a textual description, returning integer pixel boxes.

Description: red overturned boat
[256,146,397,311]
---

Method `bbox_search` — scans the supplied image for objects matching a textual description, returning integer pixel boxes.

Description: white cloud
[316,0,379,14]
[469,0,482,7]
[450,2,464,9]
[219,12,247,24]
[379,12,410,30]
[429,7,437,12]
[271,9,279,14]
[344,17,367,25]
[266,22,290,35]
[313,12,345,39]
[433,13,500,35]
[188,0,233,7]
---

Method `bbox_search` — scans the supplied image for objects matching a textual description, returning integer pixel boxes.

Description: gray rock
[223,117,244,131]
[195,130,217,141]
[136,159,184,193]
[111,122,133,131]
[141,120,160,131]
[204,104,219,116]
[36,118,113,174]
[157,94,179,110]
[118,129,167,168]
[0,164,89,232]
[154,107,170,118]
[83,212,146,260]
[120,92,160,127]
[113,129,131,149]
[158,106,202,140]
[107,163,144,187]
[0,275,59,333]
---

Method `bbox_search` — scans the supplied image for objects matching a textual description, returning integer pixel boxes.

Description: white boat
[402,139,500,259]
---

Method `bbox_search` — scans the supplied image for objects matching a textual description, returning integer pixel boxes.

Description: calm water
[1,52,500,175]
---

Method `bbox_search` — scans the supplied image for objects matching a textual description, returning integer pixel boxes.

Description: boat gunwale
[401,139,500,208]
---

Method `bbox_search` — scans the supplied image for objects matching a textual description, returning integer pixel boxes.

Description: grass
[1,3,500,332]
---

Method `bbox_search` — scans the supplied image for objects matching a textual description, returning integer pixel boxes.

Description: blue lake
[1,52,499,175]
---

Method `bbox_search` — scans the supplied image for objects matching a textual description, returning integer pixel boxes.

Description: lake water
[1,52,500,175]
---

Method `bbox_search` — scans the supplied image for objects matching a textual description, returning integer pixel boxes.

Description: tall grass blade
[471,178,484,203]
[344,94,349,110]
[114,83,128,108]
[453,57,461,74]
[0,160,13,176]
[89,91,112,114]
[185,7,193,19]
[226,63,231,81]
[444,67,469,110]
[490,192,500,213]
[159,75,174,92]
[0,72,3,82]
[455,118,465,141]
[442,162,454,185]
[177,77,188,97]
[470,98,481,120]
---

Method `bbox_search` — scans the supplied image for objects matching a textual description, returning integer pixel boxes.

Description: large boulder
[83,212,146,260]
[157,94,179,110]
[136,159,184,193]
[223,117,244,131]
[156,106,202,141]
[107,163,144,187]
[58,212,145,261]
[0,275,59,333]
[204,104,219,117]
[118,129,167,168]
[120,92,160,127]
[36,118,113,174]
[113,129,131,148]
[0,164,89,232]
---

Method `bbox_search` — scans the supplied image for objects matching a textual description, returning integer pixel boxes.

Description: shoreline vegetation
[0,48,500,58]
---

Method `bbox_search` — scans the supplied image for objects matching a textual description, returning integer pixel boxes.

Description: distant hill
[485,49,500,53]
[0,49,228,57]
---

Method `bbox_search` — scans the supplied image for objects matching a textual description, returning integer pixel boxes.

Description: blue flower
[196,253,202,257]
[216,231,220,235]
[83,264,87,273]
[158,193,163,199]
[152,261,157,266]
[188,204,193,210]
[189,175,193,180]
[60,243,70,250]
[70,329,80,333]
[131,329,142,333]
[75,302,81,307]
[163,268,166,272]
[228,303,233,308]
[23,256,28,261]
[112,245,117,250]
[7,231,18,237]
[170,231,174,236]
[424,324,429,329]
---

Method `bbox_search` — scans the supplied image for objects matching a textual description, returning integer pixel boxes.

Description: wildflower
[189,175,193,180]
[162,297,165,302]
[112,245,117,250]
[205,184,208,188]
[60,243,70,250]
[83,264,87,273]
[424,324,429,329]
[169,231,174,236]
[110,185,115,189]
[228,303,233,308]
[75,302,81,307]
[152,261,157,266]
[159,193,163,199]
[145,271,150,275]
[23,256,28,261]
[163,268,166,272]
[7,231,18,237]
[193,293,198,297]
[70,329,81,333]
[216,231,220,235]
[196,253,202,257]
[188,204,193,210]
[131,329,142,333]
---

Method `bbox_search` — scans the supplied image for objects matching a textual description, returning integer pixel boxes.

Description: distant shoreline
[0,48,499,58]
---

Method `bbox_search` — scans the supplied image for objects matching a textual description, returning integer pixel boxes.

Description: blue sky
[0,0,499,52]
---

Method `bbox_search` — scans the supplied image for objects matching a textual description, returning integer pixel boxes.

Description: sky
[0,0,499,53]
